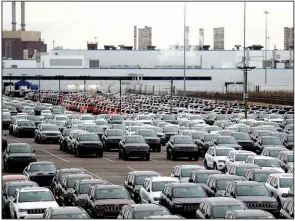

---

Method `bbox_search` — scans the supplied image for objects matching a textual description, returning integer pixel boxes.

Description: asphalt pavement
[3,130,204,185]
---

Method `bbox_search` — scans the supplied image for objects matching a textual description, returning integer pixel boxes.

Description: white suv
[10,187,59,219]
[225,150,257,171]
[265,173,294,208]
[245,156,285,173]
[204,146,235,171]
[139,176,179,204]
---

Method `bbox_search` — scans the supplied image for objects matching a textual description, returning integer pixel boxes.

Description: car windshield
[95,188,129,199]
[217,179,240,190]
[52,214,89,219]
[67,178,89,188]
[27,116,41,121]
[134,210,170,219]
[216,115,229,120]
[288,155,294,162]
[152,181,176,192]
[55,116,68,121]
[232,133,251,140]
[269,149,286,157]
[8,145,33,153]
[135,175,159,185]
[82,116,95,121]
[164,127,179,132]
[235,154,253,162]
[86,126,103,133]
[19,191,54,202]
[42,110,51,113]
[139,116,151,120]
[95,120,107,125]
[181,168,203,177]
[173,187,207,198]
[152,127,163,133]
[126,136,145,143]
[212,205,246,218]
[261,137,283,145]
[42,126,59,131]
[174,137,194,144]
[287,136,294,142]
[54,121,65,126]
[270,115,283,119]
[139,130,157,137]
[254,172,274,182]
[191,133,204,139]
[217,137,237,144]
[255,159,280,167]
[196,174,216,183]
[204,135,216,142]
[79,182,105,194]
[280,178,293,188]
[216,149,232,156]
[107,130,124,136]
[112,115,123,120]
[8,184,37,196]
[163,115,176,120]
[79,134,99,141]
[19,121,35,127]
[30,164,56,172]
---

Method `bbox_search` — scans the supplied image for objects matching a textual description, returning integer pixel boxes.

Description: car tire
[76,149,80,157]
[156,146,161,152]
[123,153,128,161]
[166,151,170,160]
[119,150,122,159]
[204,160,208,169]
[97,152,103,158]
[146,154,150,161]
[171,152,177,161]
[194,155,199,161]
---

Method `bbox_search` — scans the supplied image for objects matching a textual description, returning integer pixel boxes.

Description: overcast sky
[2,1,294,50]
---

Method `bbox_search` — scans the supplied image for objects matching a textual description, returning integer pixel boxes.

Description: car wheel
[194,155,199,161]
[213,163,218,170]
[204,160,208,169]
[171,152,177,161]
[97,151,103,158]
[6,162,11,172]
[188,157,192,160]
[166,151,170,160]
[123,152,128,161]
[118,150,122,159]
[146,154,150,161]
[156,146,161,152]
[76,149,80,157]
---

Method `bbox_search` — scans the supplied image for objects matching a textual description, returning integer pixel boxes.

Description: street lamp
[264,11,269,84]
[8,73,13,97]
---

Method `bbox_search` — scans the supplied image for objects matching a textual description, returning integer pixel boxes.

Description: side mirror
[33,150,36,153]
[4,134,6,136]
[230,192,235,197]
[127,182,132,186]
[229,158,233,162]
[188,178,193,183]
[211,186,216,192]
[147,188,150,192]
[13,197,16,203]
[90,196,94,201]
[205,214,209,219]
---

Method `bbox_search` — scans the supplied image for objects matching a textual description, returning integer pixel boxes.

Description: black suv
[166,135,199,161]
[72,133,103,158]
[222,181,279,216]
[188,170,222,187]
[117,204,171,219]
[135,129,161,152]
[119,135,150,161]
[102,129,124,151]
[159,183,208,218]
[203,174,244,197]
[231,132,254,151]
[3,143,37,172]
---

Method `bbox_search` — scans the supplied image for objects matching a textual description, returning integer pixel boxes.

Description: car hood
[174,198,204,204]
[17,201,59,209]
[77,194,88,200]
[42,131,61,134]
[237,140,254,143]
[126,143,149,147]
[180,177,190,183]
[144,137,160,140]
[95,199,134,205]
[149,192,162,199]
[222,144,242,149]
[214,156,227,161]
[261,167,285,173]
[79,141,102,144]
[263,145,285,148]
[9,153,35,157]
[107,136,123,140]
[174,144,197,148]
[29,171,55,176]
[81,120,95,124]
[237,196,277,202]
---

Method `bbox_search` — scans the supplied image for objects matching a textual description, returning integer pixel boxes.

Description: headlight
[174,204,183,208]
[96,205,105,210]
[19,209,27,212]
[281,193,288,197]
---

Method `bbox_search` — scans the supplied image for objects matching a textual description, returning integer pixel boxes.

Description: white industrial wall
[2,68,293,92]
[2,60,37,68]
[40,55,85,68]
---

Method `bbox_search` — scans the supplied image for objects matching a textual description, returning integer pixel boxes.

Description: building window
[89,60,100,68]
[5,41,12,58]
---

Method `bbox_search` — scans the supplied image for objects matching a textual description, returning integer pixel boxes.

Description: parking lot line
[40,149,70,163]
[127,167,135,171]
[102,157,115,163]
[81,168,114,185]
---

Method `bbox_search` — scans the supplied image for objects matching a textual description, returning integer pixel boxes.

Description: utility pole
[36,74,42,102]
[264,11,269,84]
[119,79,122,115]
[8,73,13,97]
[170,79,174,114]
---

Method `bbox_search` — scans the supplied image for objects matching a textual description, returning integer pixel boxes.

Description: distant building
[138,26,152,50]
[213,27,224,50]
[284,27,294,50]
[133,26,137,50]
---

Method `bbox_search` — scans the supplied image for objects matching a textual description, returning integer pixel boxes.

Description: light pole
[183,2,187,97]
[8,73,13,97]
[264,11,269,84]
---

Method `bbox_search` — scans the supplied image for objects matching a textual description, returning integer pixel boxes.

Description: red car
[2,175,28,190]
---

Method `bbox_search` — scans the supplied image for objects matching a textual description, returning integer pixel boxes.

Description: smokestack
[12,2,16,31]
[133,26,137,50]
[199,28,204,49]
[21,1,25,31]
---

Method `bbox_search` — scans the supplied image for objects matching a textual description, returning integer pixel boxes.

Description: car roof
[279,150,293,155]
[8,143,31,146]
[3,175,28,180]
[65,174,93,179]
[234,163,260,168]
[205,197,244,206]
[169,183,202,188]
[28,161,55,165]
[94,185,123,190]
[57,168,84,172]
[176,165,205,169]
[264,147,287,150]
[231,150,256,154]
[230,180,263,186]
[148,176,179,182]
[271,173,293,178]
[208,174,243,180]
[229,209,274,217]
[50,206,87,215]
[128,171,160,176]
[213,146,235,150]
[129,204,166,211]
[249,168,281,173]
[77,179,105,184]
[195,170,222,174]
[19,187,50,192]
[6,181,38,187]
[144,215,183,219]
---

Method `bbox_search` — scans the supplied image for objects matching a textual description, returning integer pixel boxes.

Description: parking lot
[3,129,203,185]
